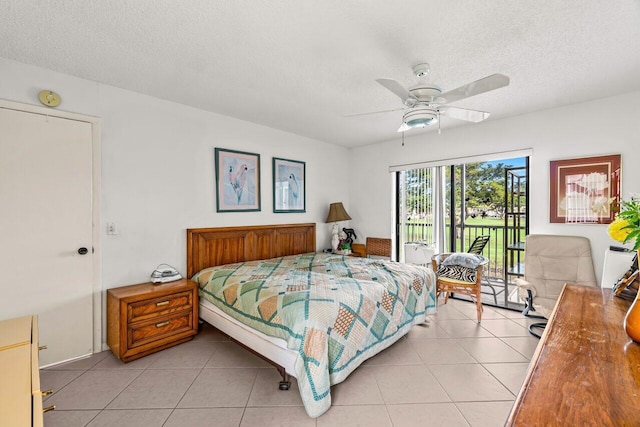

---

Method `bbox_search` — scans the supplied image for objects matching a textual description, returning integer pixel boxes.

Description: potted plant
[608,196,640,250]
[608,195,640,342]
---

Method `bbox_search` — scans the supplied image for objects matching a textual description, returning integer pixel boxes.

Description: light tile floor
[42,299,540,427]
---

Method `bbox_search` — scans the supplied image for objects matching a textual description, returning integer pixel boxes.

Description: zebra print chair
[432,253,489,322]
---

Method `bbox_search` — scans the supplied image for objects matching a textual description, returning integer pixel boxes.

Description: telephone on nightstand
[150,264,183,284]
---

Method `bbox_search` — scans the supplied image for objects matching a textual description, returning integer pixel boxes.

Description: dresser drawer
[127,290,193,323]
[128,311,193,349]
[0,344,31,426]
[0,316,42,427]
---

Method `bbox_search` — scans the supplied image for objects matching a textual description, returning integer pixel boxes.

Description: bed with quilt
[191,250,436,418]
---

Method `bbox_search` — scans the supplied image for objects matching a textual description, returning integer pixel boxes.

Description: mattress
[199,297,297,376]
[193,252,436,417]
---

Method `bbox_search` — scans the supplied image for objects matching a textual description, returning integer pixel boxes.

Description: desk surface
[507,285,640,426]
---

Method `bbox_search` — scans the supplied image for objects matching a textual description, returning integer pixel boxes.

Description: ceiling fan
[361,63,509,132]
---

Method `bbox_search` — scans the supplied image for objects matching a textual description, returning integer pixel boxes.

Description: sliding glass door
[396,155,529,309]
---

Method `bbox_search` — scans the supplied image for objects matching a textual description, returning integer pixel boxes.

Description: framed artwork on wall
[273,157,305,213]
[215,148,260,212]
[549,154,620,224]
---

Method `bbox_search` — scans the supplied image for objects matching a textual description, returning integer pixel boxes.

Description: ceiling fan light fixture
[398,107,438,132]
[406,116,437,128]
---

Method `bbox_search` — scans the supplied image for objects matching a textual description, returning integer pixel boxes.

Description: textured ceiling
[1,1,640,147]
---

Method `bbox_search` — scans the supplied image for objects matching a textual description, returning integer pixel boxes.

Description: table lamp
[325,202,351,251]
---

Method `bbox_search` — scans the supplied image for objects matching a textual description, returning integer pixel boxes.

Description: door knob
[77,247,88,255]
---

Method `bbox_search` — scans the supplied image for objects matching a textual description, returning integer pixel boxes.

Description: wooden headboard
[186,223,316,278]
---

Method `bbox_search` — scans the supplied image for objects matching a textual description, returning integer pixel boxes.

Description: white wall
[0,57,350,341]
[98,85,349,288]
[349,90,640,284]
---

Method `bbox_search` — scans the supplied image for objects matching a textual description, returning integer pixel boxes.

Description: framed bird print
[273,157,305,213]
[215,148,261,212]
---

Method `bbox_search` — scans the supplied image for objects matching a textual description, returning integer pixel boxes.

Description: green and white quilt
[193,252,436,418]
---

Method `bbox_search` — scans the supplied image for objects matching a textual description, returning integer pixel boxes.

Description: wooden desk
[507,285,640,426]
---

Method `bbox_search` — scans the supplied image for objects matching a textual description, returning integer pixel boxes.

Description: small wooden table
[507,284,640,426]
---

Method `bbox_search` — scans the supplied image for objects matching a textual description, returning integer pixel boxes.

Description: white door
[0,107,94,366]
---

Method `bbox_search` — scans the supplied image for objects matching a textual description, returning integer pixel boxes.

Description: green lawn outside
[404,216,526,278]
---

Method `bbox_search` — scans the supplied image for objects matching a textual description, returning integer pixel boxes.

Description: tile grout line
[161,339,224,425]
[237,369,263,427]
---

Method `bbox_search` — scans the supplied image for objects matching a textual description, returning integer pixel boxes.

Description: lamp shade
[325,202,351,223]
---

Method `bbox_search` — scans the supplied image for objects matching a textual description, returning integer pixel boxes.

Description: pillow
[436,264,478,283]
[442,253,488,269]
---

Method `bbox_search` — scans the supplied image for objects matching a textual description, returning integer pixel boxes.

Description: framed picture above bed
[273,157,305,213]
[214,148,261,212]
[549,154,620,224]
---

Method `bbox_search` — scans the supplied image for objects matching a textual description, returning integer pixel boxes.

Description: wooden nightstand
[107,278,199,362]
[350,243,366,257]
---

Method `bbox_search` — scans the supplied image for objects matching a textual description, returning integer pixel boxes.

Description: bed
[186,223,436,418]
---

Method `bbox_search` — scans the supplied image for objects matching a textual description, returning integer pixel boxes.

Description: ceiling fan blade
[397,122,410,132]
[345,107,405,117]
[376,78,415,104]
[439,106,490,122]
[437,74,509,105]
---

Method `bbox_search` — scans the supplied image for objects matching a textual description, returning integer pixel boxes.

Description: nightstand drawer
[128,290,193,323]
[128,311,193,349]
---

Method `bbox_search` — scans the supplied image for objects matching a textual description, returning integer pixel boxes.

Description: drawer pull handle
[156,301,170,307]
[39,345,48,351]
[155,321,170,328]
[42,389,54,397]
[43,405,56,413]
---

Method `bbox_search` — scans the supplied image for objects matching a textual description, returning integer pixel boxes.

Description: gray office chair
[515,234,598,337]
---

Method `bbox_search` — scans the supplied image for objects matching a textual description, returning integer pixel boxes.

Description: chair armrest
[513,278,534,295]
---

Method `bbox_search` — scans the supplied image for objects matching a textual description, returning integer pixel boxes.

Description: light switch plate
[107,222,118,235]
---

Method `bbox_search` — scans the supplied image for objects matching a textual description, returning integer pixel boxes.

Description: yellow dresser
[0,316,49,426]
